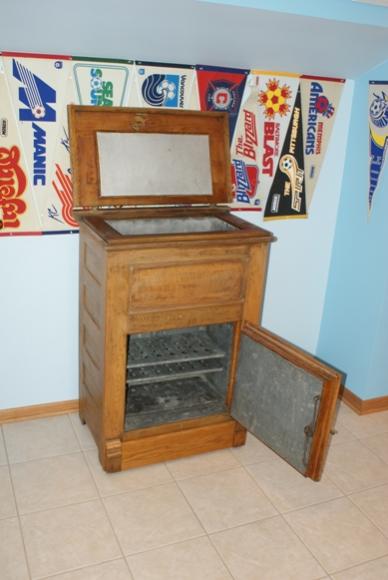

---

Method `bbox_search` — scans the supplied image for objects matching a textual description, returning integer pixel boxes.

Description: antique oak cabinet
[68,105,340,480]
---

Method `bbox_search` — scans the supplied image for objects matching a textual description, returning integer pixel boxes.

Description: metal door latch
[303,395,321,466]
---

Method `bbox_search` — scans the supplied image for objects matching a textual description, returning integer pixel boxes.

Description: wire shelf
[127,330,225,369]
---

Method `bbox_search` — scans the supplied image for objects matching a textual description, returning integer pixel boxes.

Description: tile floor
[1,403,388,579]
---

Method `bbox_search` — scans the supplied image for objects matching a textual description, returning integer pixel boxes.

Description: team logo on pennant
[12,59,56,122]
[73,62,131,107]
[232,159,260,206]
[141,73,185,107]
[258,78,292,119]
[206,79,240,113]
[305,82,336,157]
[370,90,388,129]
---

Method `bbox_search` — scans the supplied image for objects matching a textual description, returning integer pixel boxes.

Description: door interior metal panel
[231,324,340,478]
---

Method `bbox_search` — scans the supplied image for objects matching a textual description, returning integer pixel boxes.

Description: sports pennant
[301,75,344,210]
[2,52,71,234]
[197,65,249,142]
[72,56,134,107]
[230,72,300,211]
[132,62,199,109]
[0,55,42,235]
[368,81,388,213]
[264,84,306,220]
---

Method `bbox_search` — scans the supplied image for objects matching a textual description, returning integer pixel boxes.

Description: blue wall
[317,59,388,399]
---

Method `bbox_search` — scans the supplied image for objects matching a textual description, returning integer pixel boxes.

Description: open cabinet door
[231,323,341,481]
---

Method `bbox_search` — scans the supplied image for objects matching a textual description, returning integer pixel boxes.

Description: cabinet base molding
[341,386,388,415]
[0,400,79,424]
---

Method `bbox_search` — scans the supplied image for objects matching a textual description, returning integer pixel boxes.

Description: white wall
[2,235,79,408]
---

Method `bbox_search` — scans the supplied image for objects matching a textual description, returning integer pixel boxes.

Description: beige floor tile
[362,432,388,464]
[247,459,343,513]
[350,484,388,536]
[178,467,277,533]
[4,415,80,463]
[11,452,98,514]
[43,559,132,579]
[0,517,29,580]
[0,428,7,465]
[0,466,16,519]
[335,401,354,417]
[104,482,204,555]
[230,433,281,466]
[21,499,121,578]
[338,409,388,439]
[69,413,97,450]
[127,537,232,580]
[324,440,388,493]
[210,516,325,580]
[166,449,239,480]
[329,420,357,447]
[85,449,172,496]
[331,555,388,579]
[284,497,388,573]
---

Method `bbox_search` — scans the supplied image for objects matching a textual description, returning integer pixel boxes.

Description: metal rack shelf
[127,357,224,386]
[127,330,225,369]
[125,375,226,431]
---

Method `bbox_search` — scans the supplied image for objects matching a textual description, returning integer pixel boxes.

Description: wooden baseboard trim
[340,386,388,415]
[0,400,79,424]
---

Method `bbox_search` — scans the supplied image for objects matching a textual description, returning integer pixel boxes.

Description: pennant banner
[264,83,306,220]
[0,56,41,235]
[197,65,249,142]
[368,81,388,213]
[230,72,300,211]
[132,62,199,110]
[72,57,133,107]
[1,52,73,235]
[301,76,344,210]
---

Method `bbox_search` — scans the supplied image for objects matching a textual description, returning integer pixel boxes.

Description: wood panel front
[129,260,246,310]
[120,418,239,469]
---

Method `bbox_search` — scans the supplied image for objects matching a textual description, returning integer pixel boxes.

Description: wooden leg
[233,423,247,447]
[101,438,122,472]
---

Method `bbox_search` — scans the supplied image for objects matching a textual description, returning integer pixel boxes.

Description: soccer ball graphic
[32,105,46,119]
[280,156,293,172]
[158,80,176,102]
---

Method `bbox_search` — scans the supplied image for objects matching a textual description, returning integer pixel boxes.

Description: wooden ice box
[68,105,340,479]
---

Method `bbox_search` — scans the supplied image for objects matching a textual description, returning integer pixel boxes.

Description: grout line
[0,426,7,467]
[67,412,97,452]
[279,511,331,577]
[33,557,130,580]
[80,446,136,580]
[326,553,388,577]
[165,458,250,482]
[3,431,33,580]
[347,487,388,541]
[241,463,332,576]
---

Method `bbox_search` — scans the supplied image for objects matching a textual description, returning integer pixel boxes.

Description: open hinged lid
[68,105,233,210]
[232,323,341,481]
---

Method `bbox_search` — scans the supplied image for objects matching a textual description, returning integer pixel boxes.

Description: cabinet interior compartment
[124,324,233,431]
[106,217,237,236]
